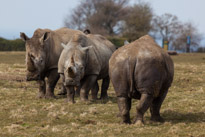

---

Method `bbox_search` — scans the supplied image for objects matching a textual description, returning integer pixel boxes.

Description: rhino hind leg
[134,93,153,125]
[117,97,131,124]
[100,76,110,99]
[150,89,168,122]
[37,80,46,98]
[91,82,99,100]
[45,69,60,99]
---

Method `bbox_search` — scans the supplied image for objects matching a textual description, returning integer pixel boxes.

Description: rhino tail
[127,57,136,98]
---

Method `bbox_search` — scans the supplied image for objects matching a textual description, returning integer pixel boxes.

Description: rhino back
[86,34,116,79]
[109,35,174,97]
[46,28,83,70]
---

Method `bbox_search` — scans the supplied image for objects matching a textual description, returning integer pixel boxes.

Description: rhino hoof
[133,120,144,126]
[121,120,131,124]
[151,116,165,123]
[45,94,56,99]
[37,93,45,99]
[65,99,75,104]
[100,95,108,100]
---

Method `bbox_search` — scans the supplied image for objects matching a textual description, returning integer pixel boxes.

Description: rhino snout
[26,73,41,81]
[64,79,80,86]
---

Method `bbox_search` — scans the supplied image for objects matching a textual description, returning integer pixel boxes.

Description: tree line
[0,0,204,51]
[0,37,25,51]
[64,0,203,50]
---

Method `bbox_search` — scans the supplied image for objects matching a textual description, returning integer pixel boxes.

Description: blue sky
[0,0,205,45]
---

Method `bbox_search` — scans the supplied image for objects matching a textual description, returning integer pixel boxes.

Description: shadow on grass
[55,93,118,104]
[162,110,205,124]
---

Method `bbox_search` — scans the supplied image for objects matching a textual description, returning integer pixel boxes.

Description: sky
[0,0,205,45]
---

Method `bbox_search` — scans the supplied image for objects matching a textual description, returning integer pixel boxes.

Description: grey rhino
[58,33,116,103]
[20,27,83,98]
[109,35,174,124]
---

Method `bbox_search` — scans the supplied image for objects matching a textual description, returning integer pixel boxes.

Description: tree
[152,13,202,51]
[122,2,153,41]
[64,0,129,36]
[173,22,202,51]
[151,13,181,47]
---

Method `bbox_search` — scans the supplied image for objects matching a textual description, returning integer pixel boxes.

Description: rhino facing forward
[58,33,116,103]
[20,28,83,98]
[109,35,174,124]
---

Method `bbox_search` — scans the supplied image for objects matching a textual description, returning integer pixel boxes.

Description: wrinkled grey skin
[20,27,83,98]
[109,35,174,124]
[58,33,116,103]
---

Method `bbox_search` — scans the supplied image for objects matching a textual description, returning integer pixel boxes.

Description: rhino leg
[37,80,46,98]
[150,89,168,122]
[45,69,60,99]
[80,75,97,101]
[65,86,75,103]
[75,86,81,97]
[100,76,109,99]
[57,74,67,95]
[91,82,99,100]
[117,97,131,124]
[134,93,153,125]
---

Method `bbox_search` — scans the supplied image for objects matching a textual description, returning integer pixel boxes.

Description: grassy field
[0,52,205,137]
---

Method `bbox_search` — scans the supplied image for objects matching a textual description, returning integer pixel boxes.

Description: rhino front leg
[80,75,97,101]
[100,76,109,99]
[117,97,131,124]
[37,80,46,98]
[75,86,81,97]
[45,69,60,99]
[65,86,75,103]
[57,74,67,95]
[134,93,153,125]
[91,82,99,100]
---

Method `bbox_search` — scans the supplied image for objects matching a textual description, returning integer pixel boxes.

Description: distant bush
[107,37,128,48]
[0,37,25,51]
[197,47,205,53]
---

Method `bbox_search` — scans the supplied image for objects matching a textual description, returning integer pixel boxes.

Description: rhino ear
[40,32,50,45]
[20,32,30,42]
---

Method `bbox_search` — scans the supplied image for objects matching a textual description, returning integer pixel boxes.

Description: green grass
[0,52,205,137]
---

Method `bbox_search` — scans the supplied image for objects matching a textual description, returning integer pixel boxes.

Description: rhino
[20,27,83,98]
[109,35,174,124]
[58,33,116,103]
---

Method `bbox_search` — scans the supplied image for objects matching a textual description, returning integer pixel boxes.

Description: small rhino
[109,35,174,124]
[58,33,116,103]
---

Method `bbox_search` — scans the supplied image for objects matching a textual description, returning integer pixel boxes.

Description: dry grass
[0,52,205,137]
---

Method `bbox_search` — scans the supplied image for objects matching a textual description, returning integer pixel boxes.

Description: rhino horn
[81,46,92,52]
[61,43,67,49]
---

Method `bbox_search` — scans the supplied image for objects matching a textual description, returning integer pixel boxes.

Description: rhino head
[20,31,50,81]
[61,41,91,86]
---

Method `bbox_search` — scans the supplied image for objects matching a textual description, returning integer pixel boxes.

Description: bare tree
[173,22,202,51]
[122,2,153,41]
[64,0,129,36]
[151,13,181,44]
[152,13,202,51]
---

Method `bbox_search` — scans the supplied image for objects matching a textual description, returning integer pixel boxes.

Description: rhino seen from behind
[109,35,174,125]
[20,28,83,98]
